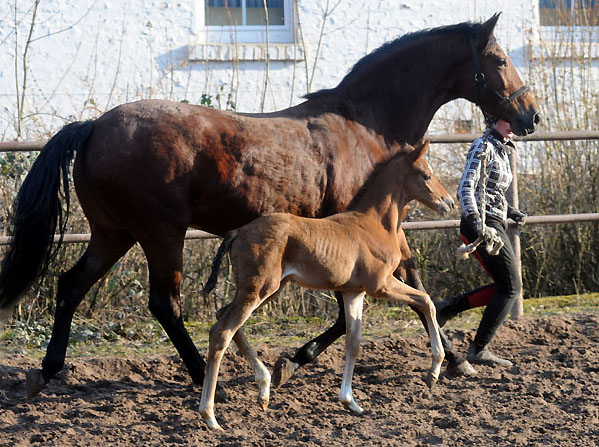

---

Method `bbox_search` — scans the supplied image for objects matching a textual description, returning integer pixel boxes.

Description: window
[540,1,599,26]
[199,0,294,44]
[539,0,599,42]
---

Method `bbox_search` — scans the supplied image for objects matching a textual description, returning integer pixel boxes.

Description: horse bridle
[466,30,529,109]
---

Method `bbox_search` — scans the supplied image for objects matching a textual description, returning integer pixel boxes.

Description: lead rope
[457,130,504,260]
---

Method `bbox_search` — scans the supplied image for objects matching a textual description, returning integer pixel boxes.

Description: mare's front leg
[272,291,346,387]
[371,277,444,387]
[339,291,365,415]
[396,233,475,377]
[399,263,476,377]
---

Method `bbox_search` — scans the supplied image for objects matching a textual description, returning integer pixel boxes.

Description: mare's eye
[497,58,507,67]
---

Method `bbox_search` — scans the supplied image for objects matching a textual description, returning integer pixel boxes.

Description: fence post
[507,149,523,319]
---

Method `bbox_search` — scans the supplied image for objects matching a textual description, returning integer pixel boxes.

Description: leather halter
[467,31,529,108]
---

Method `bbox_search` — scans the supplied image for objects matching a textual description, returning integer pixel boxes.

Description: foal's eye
[423,174,431,181]
[497,58,507,67]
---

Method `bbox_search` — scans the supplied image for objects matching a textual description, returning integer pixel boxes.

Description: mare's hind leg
[339,291,365,415]
[141,234,207,385]
[27,226,135,398]
[371,277,444,387]
[272,290,346,388]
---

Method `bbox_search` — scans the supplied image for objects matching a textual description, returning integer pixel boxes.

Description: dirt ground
[2,313,599,447]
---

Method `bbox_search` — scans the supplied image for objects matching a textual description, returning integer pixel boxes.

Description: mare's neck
[340,34,469,145]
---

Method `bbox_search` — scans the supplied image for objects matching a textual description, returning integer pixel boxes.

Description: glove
[507,206,527,224]
[466,213,484,239]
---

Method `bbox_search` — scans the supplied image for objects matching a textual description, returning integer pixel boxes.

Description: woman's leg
[465,217,521,366]
[436,216,520,366]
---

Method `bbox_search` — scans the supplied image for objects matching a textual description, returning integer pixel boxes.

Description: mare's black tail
[0,121,94,313]
[202,231,238,296]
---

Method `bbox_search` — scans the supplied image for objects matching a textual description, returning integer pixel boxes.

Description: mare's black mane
[305,21,484,101]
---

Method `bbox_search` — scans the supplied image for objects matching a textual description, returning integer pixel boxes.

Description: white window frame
[195,0,295,44]
[539,0,599,41]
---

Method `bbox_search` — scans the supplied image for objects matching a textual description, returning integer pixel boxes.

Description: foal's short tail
[202,230,238,296]
[0,121,94,314]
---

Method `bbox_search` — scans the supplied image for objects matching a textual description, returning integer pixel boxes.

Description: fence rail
[3,130,599,152]
[1,213,598,246]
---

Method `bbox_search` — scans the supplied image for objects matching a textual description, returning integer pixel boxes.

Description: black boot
[466,341,513,367]
[435,293,470,327]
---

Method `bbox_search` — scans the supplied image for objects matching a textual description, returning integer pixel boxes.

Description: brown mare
[0,15,539,398]
[200,141,453,429]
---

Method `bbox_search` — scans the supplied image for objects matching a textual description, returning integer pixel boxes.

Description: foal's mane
[346,146,412,211]
[305,20,489,101]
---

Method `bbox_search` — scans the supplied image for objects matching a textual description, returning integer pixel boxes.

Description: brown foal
[200,141,455,429]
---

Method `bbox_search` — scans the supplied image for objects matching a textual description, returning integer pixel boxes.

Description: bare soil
[2,313,599,446]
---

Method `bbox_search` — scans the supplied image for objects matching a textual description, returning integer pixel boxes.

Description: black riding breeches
[460,215,522,347]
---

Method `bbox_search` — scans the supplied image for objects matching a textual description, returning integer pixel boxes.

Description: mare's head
[400,141,454,215]
[459,13,540,135]
[315,14,540,140]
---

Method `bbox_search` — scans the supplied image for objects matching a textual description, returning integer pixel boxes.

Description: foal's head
[400,141,454,215]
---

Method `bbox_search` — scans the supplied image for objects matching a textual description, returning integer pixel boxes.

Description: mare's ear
[408,139,429,163]
[478,13,500,47]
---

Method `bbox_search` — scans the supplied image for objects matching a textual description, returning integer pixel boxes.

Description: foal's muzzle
[439,197,455,215]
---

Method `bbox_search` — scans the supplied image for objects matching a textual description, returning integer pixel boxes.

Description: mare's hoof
[272,357,298,388]
[214,385,228,403]
[446,359,477,378]
[26,369,47,398]
[425,372,438,389]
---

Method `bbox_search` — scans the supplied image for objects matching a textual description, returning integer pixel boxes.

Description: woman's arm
[457,138,484,219]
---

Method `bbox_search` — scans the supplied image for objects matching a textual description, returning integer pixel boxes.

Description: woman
[436,118,526,368]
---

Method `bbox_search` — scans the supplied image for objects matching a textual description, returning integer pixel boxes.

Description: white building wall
[0,1,541,140]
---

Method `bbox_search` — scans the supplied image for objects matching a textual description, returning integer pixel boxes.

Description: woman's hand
[507,206,527,224]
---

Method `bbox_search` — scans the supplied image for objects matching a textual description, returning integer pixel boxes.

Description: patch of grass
[2,293,598,359]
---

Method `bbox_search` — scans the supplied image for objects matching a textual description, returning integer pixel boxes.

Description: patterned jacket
[457,129,514,221]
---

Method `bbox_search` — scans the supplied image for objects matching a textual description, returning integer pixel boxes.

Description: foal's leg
[272,290,345,388]
[402,267,476,377]
[372,277,444,387]
[397,238,475,377]
[217,302,271,410]
[27,226,135,398]
[200,286,277,430]
[339,291,365,415]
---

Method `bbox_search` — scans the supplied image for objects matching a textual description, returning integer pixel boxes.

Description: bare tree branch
[29,0,99,44]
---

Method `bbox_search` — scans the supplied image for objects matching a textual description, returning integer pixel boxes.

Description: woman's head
[492,119,513,139]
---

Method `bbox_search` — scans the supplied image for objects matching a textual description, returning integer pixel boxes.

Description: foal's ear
[478,13,500,46]
[408,139,429,163]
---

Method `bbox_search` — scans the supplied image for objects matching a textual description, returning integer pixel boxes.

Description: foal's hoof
[272,357,299,388]
[446,359,477,378]
[203,414,223,431]
[26,369,47,398]
[257,395,269,411]
[425,372,438,389]
[342,399,364,416]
